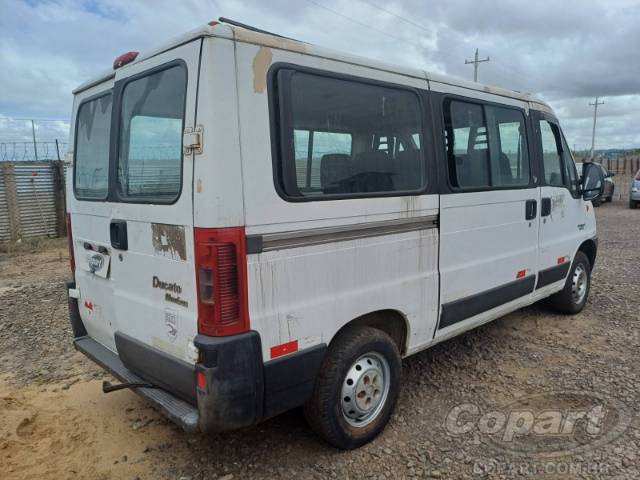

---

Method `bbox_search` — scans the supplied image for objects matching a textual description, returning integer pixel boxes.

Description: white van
[66,19,606,449]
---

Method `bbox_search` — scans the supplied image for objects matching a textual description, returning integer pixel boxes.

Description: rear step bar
[74,336,199,433]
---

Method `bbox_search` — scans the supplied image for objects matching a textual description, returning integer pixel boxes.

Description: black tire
[606,196,613,203]
[547,251,591,314]
[630,200,638,209]
[592,198,602,207]
[304,326,401,449]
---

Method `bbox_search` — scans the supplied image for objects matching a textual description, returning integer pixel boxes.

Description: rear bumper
[74,335,200,432]
[67,282,326,433]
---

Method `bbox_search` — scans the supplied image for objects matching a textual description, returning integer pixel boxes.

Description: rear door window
[74,94,112,199]
[117,65,187,202]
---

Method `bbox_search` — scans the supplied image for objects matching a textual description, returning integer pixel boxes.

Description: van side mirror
[581,162,605,201]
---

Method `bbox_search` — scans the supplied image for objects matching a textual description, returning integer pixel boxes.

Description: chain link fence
[0,140,69,162]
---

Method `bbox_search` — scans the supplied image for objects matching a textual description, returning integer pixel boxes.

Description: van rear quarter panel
[194,37,245,228]
[233,42,440,361]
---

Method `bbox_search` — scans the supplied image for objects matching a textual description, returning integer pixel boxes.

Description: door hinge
[183,125,203,155]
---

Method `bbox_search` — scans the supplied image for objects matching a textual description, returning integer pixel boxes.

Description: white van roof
[73,19,552,111]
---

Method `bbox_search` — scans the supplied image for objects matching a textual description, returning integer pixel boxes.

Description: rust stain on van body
[252,46,273,93]
[151,224,187,261]
[235,28,307,54]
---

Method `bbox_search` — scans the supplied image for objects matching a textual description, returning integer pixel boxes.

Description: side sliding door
[434,90,540,340]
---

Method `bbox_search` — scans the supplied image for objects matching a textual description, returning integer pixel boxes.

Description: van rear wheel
[547,251,591,314]
[304,326,401,449]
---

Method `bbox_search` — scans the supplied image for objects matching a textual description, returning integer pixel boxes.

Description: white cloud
[1,0,640,148]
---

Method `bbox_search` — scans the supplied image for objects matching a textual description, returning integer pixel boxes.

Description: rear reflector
[516,269,526,279]
[271,340,299,359]
[558,256,568,265]
[113,51,139,70]
[196,371,207,390]
[194,227,249,336]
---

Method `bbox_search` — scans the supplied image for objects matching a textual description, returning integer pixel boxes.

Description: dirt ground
[1,202,638,480]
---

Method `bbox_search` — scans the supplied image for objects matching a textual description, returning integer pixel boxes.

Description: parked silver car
[630,170,640,209]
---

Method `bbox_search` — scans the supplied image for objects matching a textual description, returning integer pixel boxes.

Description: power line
[465,48,490,82]
[353,0,541,86]
[358,0,437,38]
[304,0,429,53]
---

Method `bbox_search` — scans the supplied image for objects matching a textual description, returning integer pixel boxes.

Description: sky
[1,0,640,151]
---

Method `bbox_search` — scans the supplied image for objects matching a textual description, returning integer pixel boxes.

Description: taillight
[194,227,249,336]
[66,213,75,280]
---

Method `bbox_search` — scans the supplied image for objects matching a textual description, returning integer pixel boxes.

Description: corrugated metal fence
[0,161,66,243]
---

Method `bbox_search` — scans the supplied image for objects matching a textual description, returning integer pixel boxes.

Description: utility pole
[465,48,490,82]
[31,119,38,161]
[589,97,604,160]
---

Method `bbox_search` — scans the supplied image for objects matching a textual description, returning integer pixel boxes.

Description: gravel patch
[0,202,638,479]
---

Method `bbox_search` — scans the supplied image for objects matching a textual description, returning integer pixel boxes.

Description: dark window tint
[117,65,186,201]
[75,94,112,199]
[539,120,564,186]
[279,71,426,198]
[445,100,530,189]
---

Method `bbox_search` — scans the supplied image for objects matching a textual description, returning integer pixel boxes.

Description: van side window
[539,120,564,187]
[445,101,490,188]
[274,69,426,199]
[117,65,186,202]
[444,100,530,189]
[75,94,112,199]
[486,106,530,186]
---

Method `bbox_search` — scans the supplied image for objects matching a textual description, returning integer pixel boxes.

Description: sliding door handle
[541,197,552,217]
[525,199,537,220]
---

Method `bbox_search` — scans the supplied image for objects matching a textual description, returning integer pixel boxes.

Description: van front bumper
[67,282,326,433]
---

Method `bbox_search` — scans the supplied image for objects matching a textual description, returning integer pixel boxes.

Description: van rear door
[71,40,201,362]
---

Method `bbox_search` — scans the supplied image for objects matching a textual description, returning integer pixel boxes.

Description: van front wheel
[548,251,591,314]
[304,326,401,449]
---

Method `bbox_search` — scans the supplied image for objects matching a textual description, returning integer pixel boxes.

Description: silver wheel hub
[341,352,390,427]
[571,263,588,305]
